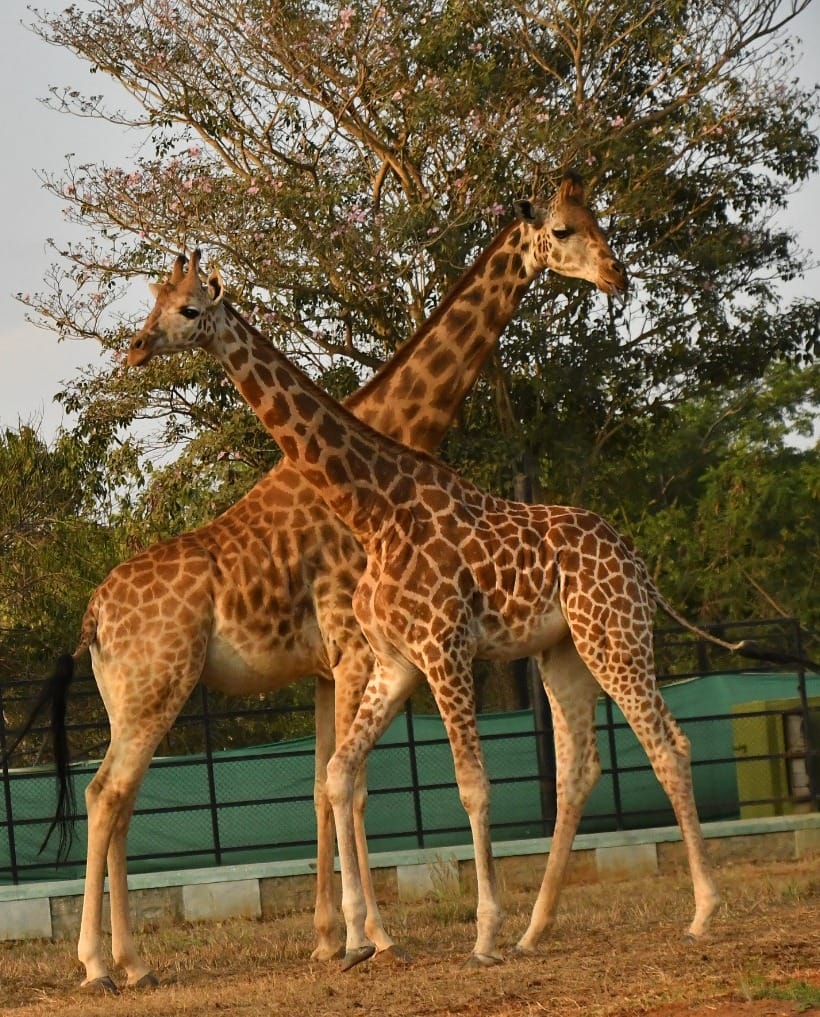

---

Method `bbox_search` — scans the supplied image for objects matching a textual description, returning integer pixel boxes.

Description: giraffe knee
[560,756,601,810]
[352,781,368,817]
[457,775,491,816]
[673,731,692,761]
[325,754,355,808]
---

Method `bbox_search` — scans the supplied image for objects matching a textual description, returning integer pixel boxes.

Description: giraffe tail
[652,589,820,673]
[1,651,81,862]
[732,639,820,673]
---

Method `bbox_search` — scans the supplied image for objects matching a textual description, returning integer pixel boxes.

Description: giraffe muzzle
[127,336,154,367]
[601,259,628,301]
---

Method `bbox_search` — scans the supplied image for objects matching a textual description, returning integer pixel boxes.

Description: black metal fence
[1,618,818,885]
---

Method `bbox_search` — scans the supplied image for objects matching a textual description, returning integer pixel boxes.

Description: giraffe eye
[552,228,573,240]
[180,306,200,320]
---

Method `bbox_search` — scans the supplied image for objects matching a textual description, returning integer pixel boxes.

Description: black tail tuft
[1,653,78,862]
[736,640,820,673]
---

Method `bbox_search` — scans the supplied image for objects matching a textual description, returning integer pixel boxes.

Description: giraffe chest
[199,525,367,692]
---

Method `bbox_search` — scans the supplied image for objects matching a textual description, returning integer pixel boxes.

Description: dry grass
[1,857,818,1016]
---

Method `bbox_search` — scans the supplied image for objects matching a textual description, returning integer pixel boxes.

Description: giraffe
[10,176,627,991]
[126,249,780,969]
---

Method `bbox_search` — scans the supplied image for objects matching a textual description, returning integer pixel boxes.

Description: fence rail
[1,618,818,885]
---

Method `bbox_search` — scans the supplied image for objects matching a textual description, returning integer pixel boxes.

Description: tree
[0,425,120,679]
[621,360,820,633]
[16,0,820,610]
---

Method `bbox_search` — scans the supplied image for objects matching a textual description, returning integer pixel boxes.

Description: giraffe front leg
[326,658,419,970]
[461,780,503,967]
[426,665,503,967]
[353,760,411,963]
[326,750,375,971]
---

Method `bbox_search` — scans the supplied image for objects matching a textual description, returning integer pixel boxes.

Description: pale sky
[1,0,819,442]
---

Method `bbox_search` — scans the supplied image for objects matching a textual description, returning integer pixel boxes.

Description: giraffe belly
[201,629,328,694]
[476,603,569,661]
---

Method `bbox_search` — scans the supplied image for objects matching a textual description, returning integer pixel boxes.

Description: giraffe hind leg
[581,656,719,939]
[516,641,602,953]
[657,699,721,937]
[311,676,345,960]
[78,741,162,990]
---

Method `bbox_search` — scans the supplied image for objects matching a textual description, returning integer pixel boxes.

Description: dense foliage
[3,0,818,683]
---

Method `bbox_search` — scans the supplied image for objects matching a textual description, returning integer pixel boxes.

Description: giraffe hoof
[311,944,345,961]
[464,952,504,968]
[510,943,538,958]
[374,944,413,965]
[82,975,120,994]
[340,945,376,971]
[130,970,161,989]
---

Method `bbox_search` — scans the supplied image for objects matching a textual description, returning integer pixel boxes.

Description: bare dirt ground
[1,856,818,1017]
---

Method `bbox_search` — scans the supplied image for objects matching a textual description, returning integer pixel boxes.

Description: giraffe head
[128,249,224,366]
[513,172,627,297]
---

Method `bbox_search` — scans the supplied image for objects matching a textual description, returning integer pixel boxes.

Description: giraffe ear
[513,199,546,227]
[207,269,225,305]
[558,171,585,204]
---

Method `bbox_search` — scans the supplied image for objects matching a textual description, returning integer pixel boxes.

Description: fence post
[604,697,624,829]
[404,700,425,848]
[529,662,557,836]
[199,686,223,866]
[794,626,819,811]
[0,685,20,884]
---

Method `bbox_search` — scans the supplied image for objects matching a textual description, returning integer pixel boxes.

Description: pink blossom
[247,184,260,195]
[609,115,625,128]
[188,144,202,157]
[65,183,76,195]
[339,6,354,27]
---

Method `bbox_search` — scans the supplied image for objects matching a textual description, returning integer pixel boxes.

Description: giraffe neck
[342,218,544,452]
[213,308,411,542]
